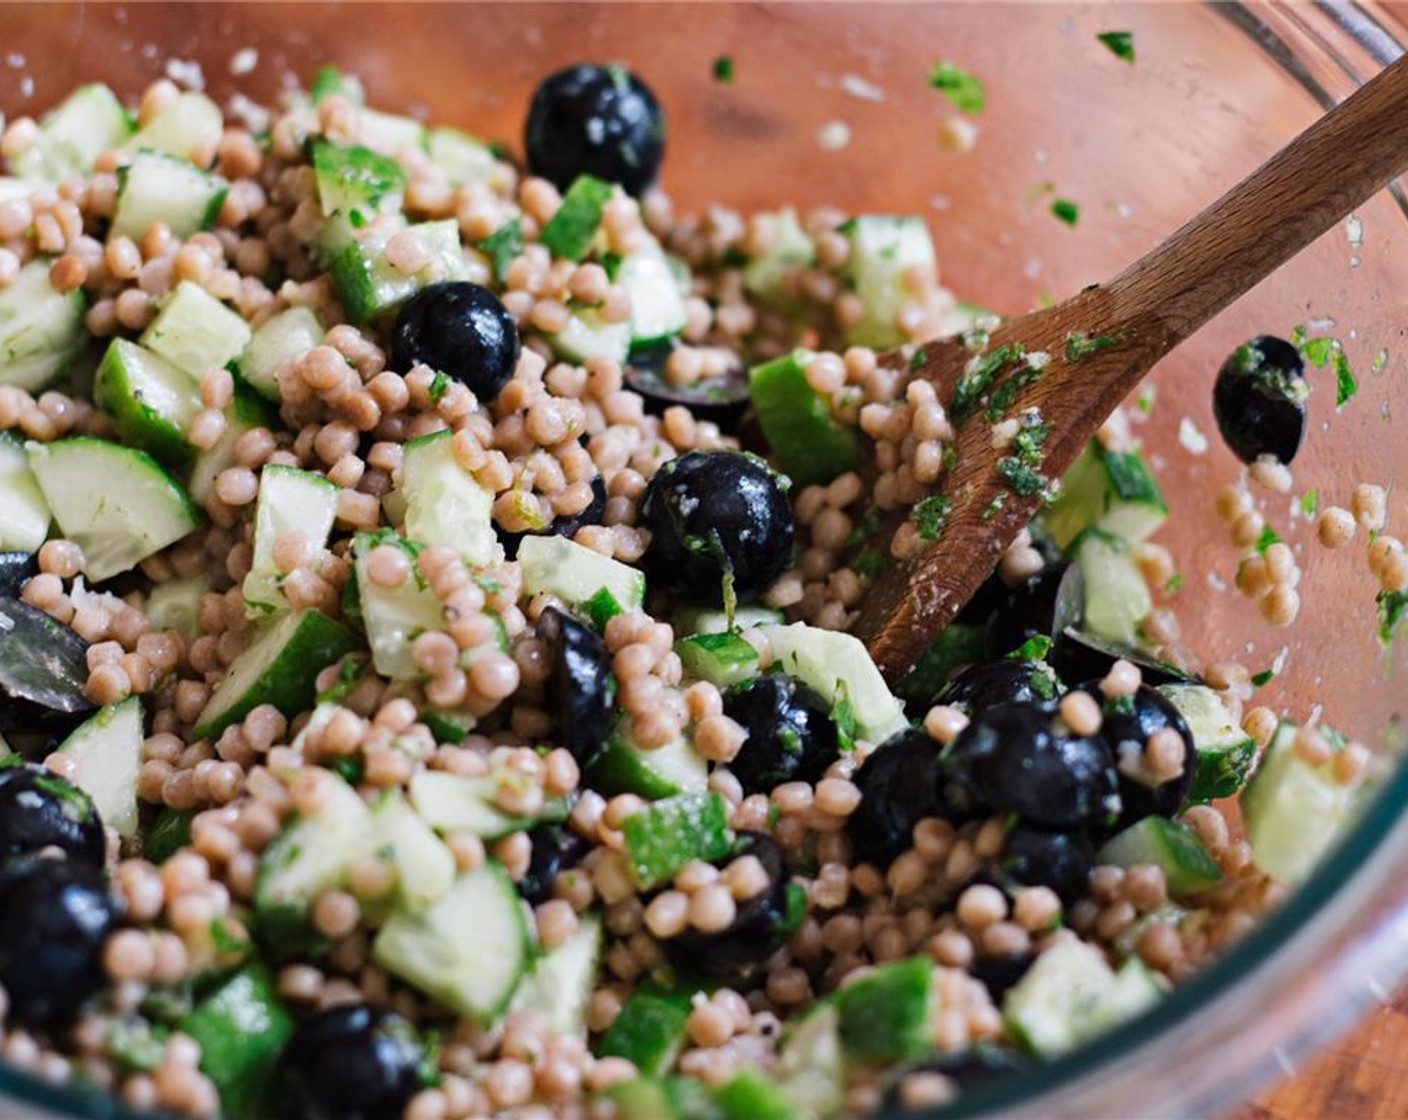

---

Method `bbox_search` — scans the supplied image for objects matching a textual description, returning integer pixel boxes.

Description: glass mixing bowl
[1,3,1407,1117]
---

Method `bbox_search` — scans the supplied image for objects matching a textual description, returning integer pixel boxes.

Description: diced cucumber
[673,604,783,636]
[540,174,612,261]
[178,965,292,1120]
[12,84,132,182]
[518,533,646,612]
[1097,816,1222,897]
[369,789,456,911]
[714,1069,798,1120]
[111,152,227,241]
[1003,939,1162,1058]
[356,106,429,157]
[27,437,200,582]
[0,179,33,204]
[143,574,208,637]
[399,430,501,567]
[254,769,371,940]
[0,258,88,393]
[511,910,603,1035]
[330,218,466,324]
[408,769,566,840]
[235,306,324,402]
[597,987,693,1078]
[311,139,406,225]
[93,338,201,467]
[353,531,444,680]
[187,389,277,507]
[774,1005,844,1119]
[833,955,933,1063]
[1072,531,1152,648]
[121,92,224,166]
[759,622,909,743]
[1243,721,1361,885]
[0,432,51,553]
[749,350,859,488]
[674,631,760,688]
[193,609,359,739]
[310,65,364,106]
[1158,683,1258,803]
[742,208,815,308]
[428,127,498,185]
[56,696,143,837]
[893,622,989,710]
[620,239,687,347]
[586,725,709,800]
[140,280,252,379]
[243,465,338,617]
[547,306,632,365]
[0,734,11,760]
[840,215,938,349]
[373,860,533,1024]
[622,790,733,889]
[1044,440,1167,552]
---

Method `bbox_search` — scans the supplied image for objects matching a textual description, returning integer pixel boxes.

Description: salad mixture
[0,51,1385,1120]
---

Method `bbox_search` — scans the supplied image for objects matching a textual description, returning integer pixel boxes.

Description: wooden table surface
[1237,987,1408,1120]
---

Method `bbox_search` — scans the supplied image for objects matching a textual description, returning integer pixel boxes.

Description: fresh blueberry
[537,606,614,769]
[518,824,591,906]
[665,833,794,979]
[997,823,1095,905]
[1050,627,1192,690]
[639,450,793,604]
[0,763,105,868]
[1213,334,1308,465]
[1081,682,1199,828]
[934,658,1062,717]
[846,728,953,868]
[524,64,665,197]
[278,1003,424,1120]
[497,474,606,560]
[0,855,120,1027]
[722,674,839,795]
[985,562,1070,658]
[942,701,1120,830]
[391,281,520,403]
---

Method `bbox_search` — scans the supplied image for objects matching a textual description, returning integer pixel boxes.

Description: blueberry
[639,450,793,604]
[391,281,520,403]
[518,823,591,906]
[665,833,793,979]
[1050,627,1192,690]
[1213,334,1308,465]
[969,952,1034,1002]
[0,855,120,1027]
[985,563,1071,658]
[524,64,665,197]
[278,1003,423,1120]
[722,674,840,795]
[942,701,1120,830]
[934,658,1062,717]
[0,551,37,598]
[497,474,605,560]
[1081,682,1199,828]
[0,763,105,868]
[0,596,97,737]
[847,728,952,868]
[997,823,1094,905]
[537,606,614,769]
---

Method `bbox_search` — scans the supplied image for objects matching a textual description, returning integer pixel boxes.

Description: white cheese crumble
[229,48,260,76]
[1178,417,1208,456]
[817,121,851,151]
[840,74,885,103]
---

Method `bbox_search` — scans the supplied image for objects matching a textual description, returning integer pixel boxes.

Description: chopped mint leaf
[845,506,882,548]
[1254,525,1281,555]
[584,587,624,630]
[1250,667,1276,688]
[712,56,735,84]
[908,347,928,372]
[478,216,524,284]
[927,61,985,113]
[1334,348,1358,409]
[982,493,1006,520]
[317,656,367,705]
[1299,490,1319,517]
[951,342,1025,425]
[1029,668,1057,701]
[209,918,252,957]
[1051,198,1080,226]
[1300,336,1334,367]
[106,1020,167,1075]
[911,495,951,541]
[1097,31,1136,63]
[983,363,1042,422]
[1008,634,1053,662]
[1136,386,1156,415]
[853,548,887,580]
[997,456,1048,497]
[1105,693,1136,717]
[427,371,451,404]
[1164,572,1184,594]
[1378,588,1408,646]
[328,756,365,785]
[1065,330,1117,362]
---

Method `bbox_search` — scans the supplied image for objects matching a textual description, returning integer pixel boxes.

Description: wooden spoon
[855,53,1408,683]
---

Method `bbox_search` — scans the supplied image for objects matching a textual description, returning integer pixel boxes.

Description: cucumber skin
[833,955,932,1063]
[622,791,734,889]
[178,965,292,1120]
[597,988,693,1078]
[93,341,197,469]
[749,351,859,488]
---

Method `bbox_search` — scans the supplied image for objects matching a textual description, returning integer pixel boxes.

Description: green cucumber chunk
[27,437,201,583]
[330,218,467,324]
[759,622,909,743]
[93,338,201,467]
[540,174,612,261]
[12,83,133,183]
[714,1069,798,1120]
[510,911,604,1035]
[193,609,359,739]
[749,350,859,488]
[57,696,143,837]
[235,306,325,402]
[143,574,208,638]
[1045,439,1167,552]
[369,789,456,911]
[597,987,694,1078]
[742,207,816,309]
[427,127,497,185]
[0,258,89,393]
[399,430,500,568]
[773,1005,844,1118]
[840,215,938,349]
[518,533,645,612]
[311,139,407,223]
[111,152,227,241]
[620,239,687,346]
[586,726,709,801]
[833,955,933,1063]
[187,388,277,508]
[622,791,733,889]
[1073,530,1152,648]
[409,769,568,840]
[0,432,51,552]
[178,965,292,1120]
[547,306,632,366]
[1158,683,1258,803]
[243,465,338,617]
[120,91,224,166]
[352,530,444,680]
[674,630,760,688]
[673,605,783,636]
[140,280,252,379]
[1097,816,1222,897]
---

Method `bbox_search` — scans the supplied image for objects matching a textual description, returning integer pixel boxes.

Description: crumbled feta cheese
[1178,417,1208,455]
[817,121,851,151]
[229,47,259,76]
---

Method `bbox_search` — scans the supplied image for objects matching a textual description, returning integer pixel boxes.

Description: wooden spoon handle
[1107,52,1408,359]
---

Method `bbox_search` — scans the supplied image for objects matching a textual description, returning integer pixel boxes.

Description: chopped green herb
[852,548,887,580]
[1250,667,1276,688]
[950,342,1025,425]
[1065,330,1118,362]
[1136,386,1157,415]
[1301,336,1334,367]
[712,56,735,84]
[1008,635,1053,662]
[1299,491,1319,517]
[719,245,749,268]
[1105,693,1136,717]
[1050,198,1080,226]
[845,506,882,548]
[106,1020,167,1075]
[941,444,958,471]
[908,347,928,373]
[1378,588,1408,646]
[477,215,524,284]
[1254,525,1282,555]
[983,363,1042,422]
[997,456,1048,497]
[427,371,451,405]
[911,495,951,541]
[927,61,986,113]
[1096,31,1136,63]
[584,587,624,630]
[209,918,252,957]
[982,493,1006,520]
[1164,572,1184,594]
[1029,668,1057,701]
[1334,348,1358,409]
